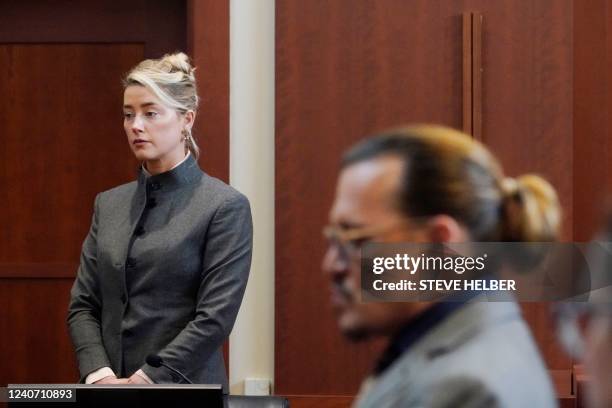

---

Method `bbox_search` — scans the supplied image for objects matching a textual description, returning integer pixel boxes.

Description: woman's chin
[132,151,157,162]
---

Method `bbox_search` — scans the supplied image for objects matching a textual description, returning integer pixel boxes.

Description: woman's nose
[131,116,144,133]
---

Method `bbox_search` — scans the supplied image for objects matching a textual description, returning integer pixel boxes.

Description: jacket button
[123,328,133,337]
[134,225,145,236]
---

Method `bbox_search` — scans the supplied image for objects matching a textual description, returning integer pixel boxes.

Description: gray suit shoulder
[197,173,251,209]
[356,302,557,408]
[96,180,139,206]
[419,317,556,408]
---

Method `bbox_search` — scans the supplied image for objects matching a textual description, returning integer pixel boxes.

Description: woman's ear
[425,215,469,243]
[184,110,196,130]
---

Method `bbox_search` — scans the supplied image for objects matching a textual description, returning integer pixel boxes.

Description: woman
[322,125,560,407]
[67,53,252,388]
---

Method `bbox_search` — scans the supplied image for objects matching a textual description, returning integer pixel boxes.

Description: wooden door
[275,1,599,404]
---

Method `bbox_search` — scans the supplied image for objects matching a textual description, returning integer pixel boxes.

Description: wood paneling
[0,263,78,279]
[285,395,354,408]
[0,0,186,58]
[0,279,78,385]
[462,12,483,141]
[573,0,611,241]
[276,0,576,397]
[187,0,230,182]
[0,44,143,264]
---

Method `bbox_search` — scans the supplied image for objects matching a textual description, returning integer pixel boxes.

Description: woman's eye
[145,111,159,118]
[123,112,134,119]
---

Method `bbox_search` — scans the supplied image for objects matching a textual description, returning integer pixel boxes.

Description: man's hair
[342,125,560,242]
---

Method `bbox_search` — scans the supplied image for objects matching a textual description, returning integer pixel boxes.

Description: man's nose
[322,246,349,279]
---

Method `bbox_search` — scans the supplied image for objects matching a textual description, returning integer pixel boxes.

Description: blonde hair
[342,124,561,242]
[123,52,200,159]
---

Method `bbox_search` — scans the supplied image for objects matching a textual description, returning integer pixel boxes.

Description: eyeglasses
[322,220,415,264]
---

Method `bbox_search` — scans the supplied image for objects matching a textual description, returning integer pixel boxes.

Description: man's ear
[425,215,469,243]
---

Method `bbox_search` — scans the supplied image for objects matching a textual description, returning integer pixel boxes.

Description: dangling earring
[183,129,192,155]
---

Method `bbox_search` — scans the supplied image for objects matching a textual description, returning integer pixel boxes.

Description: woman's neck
[144,151,190,176]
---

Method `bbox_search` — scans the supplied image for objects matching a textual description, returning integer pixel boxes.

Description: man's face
[322,156,429,340]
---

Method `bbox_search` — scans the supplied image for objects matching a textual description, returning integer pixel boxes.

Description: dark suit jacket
[67,155,252,389]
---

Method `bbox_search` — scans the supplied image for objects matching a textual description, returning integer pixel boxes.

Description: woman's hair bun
[160,52,196,80]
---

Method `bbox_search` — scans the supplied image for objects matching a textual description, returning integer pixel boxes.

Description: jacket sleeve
[141,192,253,383]
[67,194,112,382]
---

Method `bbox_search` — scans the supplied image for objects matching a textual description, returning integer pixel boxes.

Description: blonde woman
[67,53,252,389]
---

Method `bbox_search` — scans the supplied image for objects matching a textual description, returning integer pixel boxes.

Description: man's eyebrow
[123,102,158,109]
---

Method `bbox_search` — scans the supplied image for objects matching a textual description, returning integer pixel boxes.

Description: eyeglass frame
[322,219,423,264]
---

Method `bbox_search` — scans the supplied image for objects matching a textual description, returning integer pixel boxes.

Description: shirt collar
[373,301,466,376]
[372,276,493,376]
[137,152,201,193]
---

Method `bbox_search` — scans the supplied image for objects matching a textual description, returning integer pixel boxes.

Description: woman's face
[123,85,192,167]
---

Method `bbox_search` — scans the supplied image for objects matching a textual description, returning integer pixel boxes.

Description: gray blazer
[67,155,252,389]
[354,301,557,408]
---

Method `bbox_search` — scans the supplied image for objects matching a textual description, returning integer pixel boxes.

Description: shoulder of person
[95,180,139,206]
[196,172,251,209]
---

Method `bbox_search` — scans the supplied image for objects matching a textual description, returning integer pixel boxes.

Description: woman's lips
[133,139,149,145]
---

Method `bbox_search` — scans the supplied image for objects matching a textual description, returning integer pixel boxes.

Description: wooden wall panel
[276,0,576,397]
[285,396,353,408]
[573,0,611,242]
[0,44,144,264]
[0,0,186,58]
[187,0,230,182]
[0,280,78,384]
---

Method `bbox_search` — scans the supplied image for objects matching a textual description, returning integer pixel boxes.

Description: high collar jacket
[67,155,252,389]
